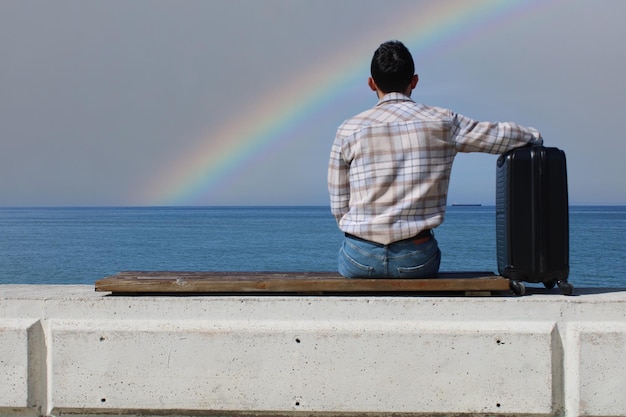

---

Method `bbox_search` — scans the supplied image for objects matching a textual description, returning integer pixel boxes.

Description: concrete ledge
[1,285,626,417]
[566,322,626,416]
[0,319,31,408]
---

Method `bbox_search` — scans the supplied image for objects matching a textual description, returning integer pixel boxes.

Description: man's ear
[411,74,419,89]
[368,77,378,92]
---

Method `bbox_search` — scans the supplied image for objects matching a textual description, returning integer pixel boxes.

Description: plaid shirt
[328,93,543,244]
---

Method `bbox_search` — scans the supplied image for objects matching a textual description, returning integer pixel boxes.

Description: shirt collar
[376,92,414,106]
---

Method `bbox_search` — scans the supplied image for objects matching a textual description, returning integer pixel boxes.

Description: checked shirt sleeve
[328,132,350,224]
[450,112,543,154]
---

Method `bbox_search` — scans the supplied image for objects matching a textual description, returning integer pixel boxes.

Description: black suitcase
[496,145,573,295]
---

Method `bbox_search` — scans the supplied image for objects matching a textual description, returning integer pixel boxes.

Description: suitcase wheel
[557,280,575,296]
[509,280,526,296]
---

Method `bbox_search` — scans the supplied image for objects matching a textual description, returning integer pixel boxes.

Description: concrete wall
[1,285,626,417]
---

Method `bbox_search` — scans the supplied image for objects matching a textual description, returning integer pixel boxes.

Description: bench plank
[95,271,513,295]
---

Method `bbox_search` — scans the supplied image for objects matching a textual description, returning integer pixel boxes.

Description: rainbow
[139,0,545,206]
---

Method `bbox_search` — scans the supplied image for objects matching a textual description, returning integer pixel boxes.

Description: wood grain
[95,271,512,295]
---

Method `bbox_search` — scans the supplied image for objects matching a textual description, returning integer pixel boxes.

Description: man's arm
[328,137,350,224]
[450,111,543,154]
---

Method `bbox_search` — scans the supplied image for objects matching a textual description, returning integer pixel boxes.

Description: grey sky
[1,0,624,206]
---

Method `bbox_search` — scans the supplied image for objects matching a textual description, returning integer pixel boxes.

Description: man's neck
[377,88,412,100]
[378,91,411,100]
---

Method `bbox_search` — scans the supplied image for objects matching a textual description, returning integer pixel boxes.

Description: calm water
[0,206,624,288]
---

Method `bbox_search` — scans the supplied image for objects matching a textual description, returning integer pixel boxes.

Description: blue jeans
[338,233,441,278]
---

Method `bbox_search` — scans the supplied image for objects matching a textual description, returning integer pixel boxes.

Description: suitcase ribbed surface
[495,146,569,284]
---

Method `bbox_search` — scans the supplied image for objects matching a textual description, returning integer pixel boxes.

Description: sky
[0,0,624,207]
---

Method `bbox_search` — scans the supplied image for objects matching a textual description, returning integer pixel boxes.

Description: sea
[0,205,624,288]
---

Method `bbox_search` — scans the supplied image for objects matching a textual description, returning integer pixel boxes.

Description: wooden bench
[95,271,521,296]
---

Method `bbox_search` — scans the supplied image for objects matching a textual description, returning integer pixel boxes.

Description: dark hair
[370,40,415,93]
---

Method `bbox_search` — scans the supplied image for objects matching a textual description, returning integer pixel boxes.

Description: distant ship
[451,203,482,207]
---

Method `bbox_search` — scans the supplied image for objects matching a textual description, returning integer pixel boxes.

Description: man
[328,40,543,278]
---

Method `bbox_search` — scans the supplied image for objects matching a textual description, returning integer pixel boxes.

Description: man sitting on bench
[327,40,543,278]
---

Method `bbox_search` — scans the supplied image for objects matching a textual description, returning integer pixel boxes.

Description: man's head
[369,40,417,96]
